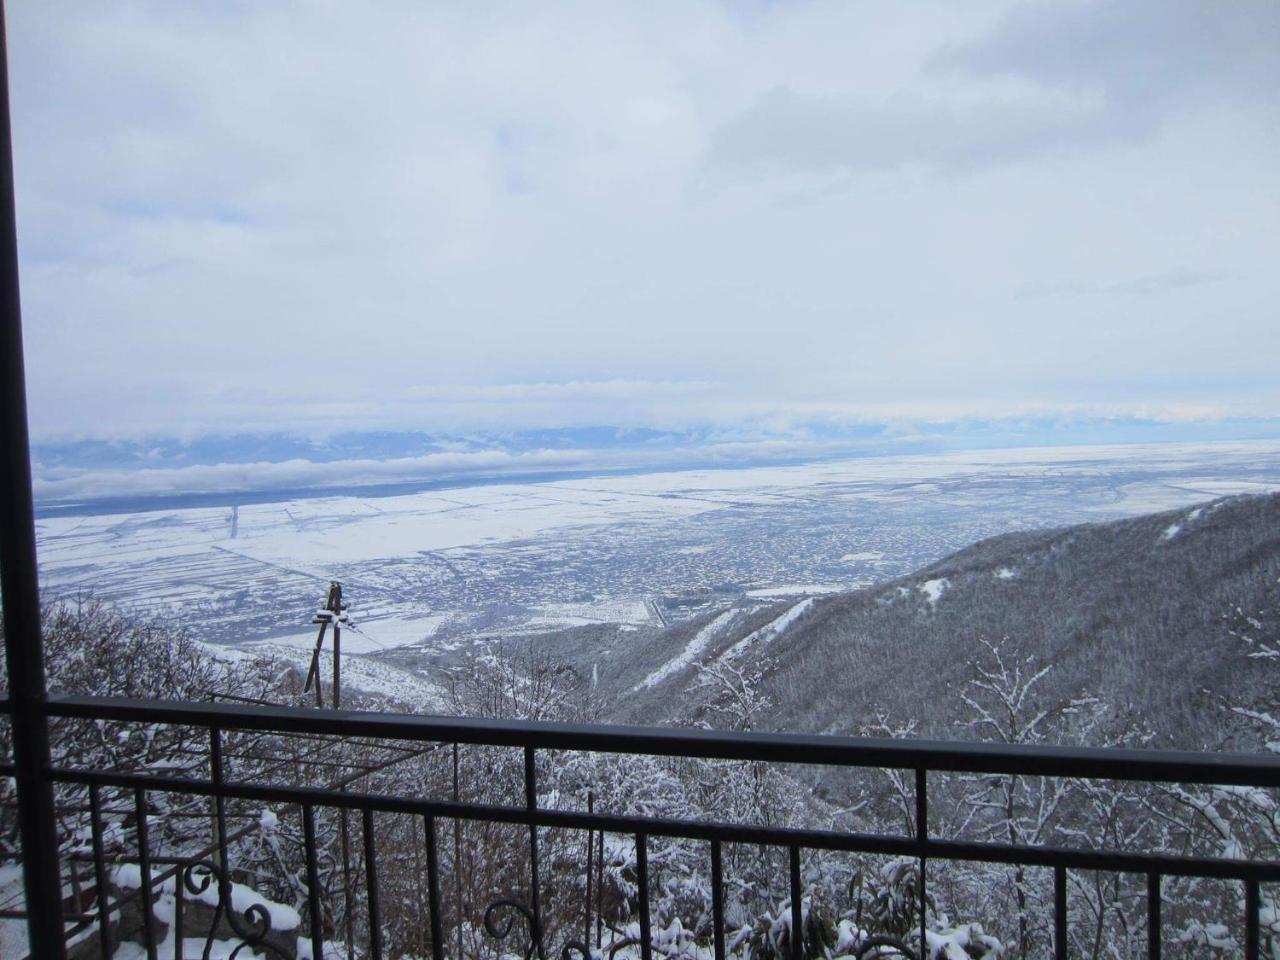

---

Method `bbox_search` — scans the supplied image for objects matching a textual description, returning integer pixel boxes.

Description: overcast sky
[9,0,1279,442]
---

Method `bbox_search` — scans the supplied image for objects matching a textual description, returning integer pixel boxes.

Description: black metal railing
[4,694,1276,959]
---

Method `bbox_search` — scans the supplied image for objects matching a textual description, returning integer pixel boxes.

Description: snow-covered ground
[746,583,851,597]
[721,599,816,664]
[32,440,1280,682]
[523,598,656,630]
[635,610,739,690]
[235,641,447,710]
[252,611,452,655]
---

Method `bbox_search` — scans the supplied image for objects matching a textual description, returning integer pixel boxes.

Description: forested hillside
[624,493,1280,750]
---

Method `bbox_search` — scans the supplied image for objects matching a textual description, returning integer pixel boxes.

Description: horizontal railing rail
[47,694,1280,787]
[43,763,1280,882]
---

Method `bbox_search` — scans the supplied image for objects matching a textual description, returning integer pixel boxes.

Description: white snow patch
[745,583,845,598]
[634,610,736,690]
[110,864,300,960]
[1164,505,1208,543]
[926,923,1005,958]
[994,567,1017,580]
[296,939,348,960]
[243,612,449,655]
[526,598,654,628]
[114,937,277,960]
[112,863,143,890]
[919,578,949,604]
[184,874,300,932]
[244,642,445,710]
[721,599,815,663]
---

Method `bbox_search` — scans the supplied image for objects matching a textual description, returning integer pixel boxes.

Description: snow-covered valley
[32,440,1280,706]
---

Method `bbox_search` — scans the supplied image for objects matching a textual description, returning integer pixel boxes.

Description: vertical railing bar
[412,822,425,960]
[173,858,185,960]
[134,788,158,960]
[209,725,236,957]
[596,828,605,949]
[424,815,445,960]
[636,832,653,960]
[711,840,726,960]
[89,783,113,960]
[914,768,927,841]
[916,768,928,953]
[69,856,83,925]
[585,791,595,952]
[452,744,464,960]
[1245,878,1260,960]
[789,845,803,960]
[340,807,355,958]
[1147,872,1161,960]
[918,856,928,959]
[525,744,545,960]
[1054,865,1067,960]
[364,806,383,960]
[209,728,229,868]
[302,803,324,960]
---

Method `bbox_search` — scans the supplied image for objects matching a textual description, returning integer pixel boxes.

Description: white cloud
[8,0,1279,443]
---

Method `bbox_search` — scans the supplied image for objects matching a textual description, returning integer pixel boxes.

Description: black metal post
[710,840,726,960]
[916,768,928,952]
[363,807,383,960]
[635,833,652,960]
[340,806,354,956]
[1147,872,1161,960]
[524,745,545,960]
[424,815,445,960]
[1054,865,1067,960]
[173,860,185,960]
[88,785,112,960]
[584,791,594,951]
[452,743,464,960]
[302,805,324,960]
[0,4,67,957]
[788,846,803,960]
[595,825,604,949]
[1245,879,1259,960]
[134,790,157,960]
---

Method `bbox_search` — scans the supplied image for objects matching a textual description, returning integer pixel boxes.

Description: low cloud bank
[32,437,870,504]
[32,415,1280,507]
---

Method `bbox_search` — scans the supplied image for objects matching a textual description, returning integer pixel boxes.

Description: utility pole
[301,581,356,954]
[304,581,348,708]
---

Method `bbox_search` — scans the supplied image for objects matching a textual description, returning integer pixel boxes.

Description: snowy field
[34,441,1280,673]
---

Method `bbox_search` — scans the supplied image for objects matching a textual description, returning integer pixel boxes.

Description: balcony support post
[0,5,67,958]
